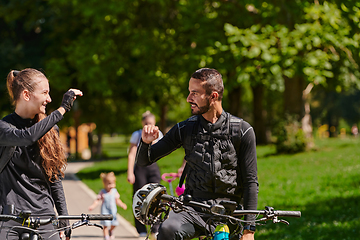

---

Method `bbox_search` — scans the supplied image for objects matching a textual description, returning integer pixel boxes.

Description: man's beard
[191,99,210,115]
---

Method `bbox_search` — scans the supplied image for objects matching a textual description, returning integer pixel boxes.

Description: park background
[0,0,359,239]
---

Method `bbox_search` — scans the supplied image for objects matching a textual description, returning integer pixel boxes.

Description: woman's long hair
[7,68,67,182]
[36,113,67,182]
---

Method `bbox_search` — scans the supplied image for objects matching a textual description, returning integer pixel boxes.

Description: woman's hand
[60,89,83,113]
[59,228,71,239]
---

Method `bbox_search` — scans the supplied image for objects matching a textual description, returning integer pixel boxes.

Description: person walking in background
[136,68,258,240]
[88,172,127,240]
[351,124,358,137]
[127,111,162,238]
[0,68,83,240]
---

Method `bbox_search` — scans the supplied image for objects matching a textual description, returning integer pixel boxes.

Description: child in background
[89,172,127,240]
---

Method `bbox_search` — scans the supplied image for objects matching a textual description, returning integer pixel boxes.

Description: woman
[127,111,162,238]
[0,68,83,240]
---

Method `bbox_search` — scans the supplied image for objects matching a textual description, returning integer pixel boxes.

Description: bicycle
[132,183,301,240]
[0,208,113,240]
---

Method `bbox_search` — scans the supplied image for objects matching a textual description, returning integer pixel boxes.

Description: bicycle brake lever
[279,219,290,225]
[71,220,88,229]
[272,216,290,225]
[88,222,104,229]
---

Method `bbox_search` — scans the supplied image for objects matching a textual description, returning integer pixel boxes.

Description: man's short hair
[191,68,224,100]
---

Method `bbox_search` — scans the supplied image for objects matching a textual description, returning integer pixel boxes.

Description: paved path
[63,162,142,240]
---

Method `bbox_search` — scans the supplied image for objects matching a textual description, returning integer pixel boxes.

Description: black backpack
[179,112,243,187]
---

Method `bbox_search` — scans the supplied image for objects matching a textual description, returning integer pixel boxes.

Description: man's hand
[240,230,255,240]
[141,125,159,144]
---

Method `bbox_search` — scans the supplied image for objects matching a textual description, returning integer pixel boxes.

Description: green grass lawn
[76,137,360,239]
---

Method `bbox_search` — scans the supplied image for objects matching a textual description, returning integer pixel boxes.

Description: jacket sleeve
[135,123,183,166]
[50,179,69,216]
[238,121,259,223]
[50,179,70,234]
[0,110,63,146]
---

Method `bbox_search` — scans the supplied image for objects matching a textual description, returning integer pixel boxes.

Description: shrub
[275,116,307,154]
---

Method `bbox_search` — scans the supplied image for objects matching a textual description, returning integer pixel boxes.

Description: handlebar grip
[160,194,211,210]
[88,214,113,220]
[275,211,301,218]
[160,194,177,201]
[0,215,18,221]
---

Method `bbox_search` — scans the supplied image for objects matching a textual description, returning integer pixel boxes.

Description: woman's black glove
[59,219,72,238]
[61,90,76,112]
[65,228,72,238]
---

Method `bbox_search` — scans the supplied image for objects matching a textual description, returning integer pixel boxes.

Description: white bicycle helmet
[132,183,167,225]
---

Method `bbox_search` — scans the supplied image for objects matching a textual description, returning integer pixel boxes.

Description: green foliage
[223,1,360,90]
[274,115,307,154]
[220,1,360,141]
[2,0,360,139]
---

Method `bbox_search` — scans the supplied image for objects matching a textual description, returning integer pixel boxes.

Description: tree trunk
[88,131,94,158]
[159,104,168,134]
[302,83,314,149]
[252,84,267,145]
[284,76,314,147]
[228,86,242,118]
[73,109,81,160]
[326,91,340,138]
[96,132,103,159]
[284,76,305,119]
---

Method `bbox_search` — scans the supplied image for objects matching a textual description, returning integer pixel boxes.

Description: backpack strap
[0,120,17,173]
[178,115,199,187]
[228,113,243,148]
[182,115,199,154]
[228,113,245,195]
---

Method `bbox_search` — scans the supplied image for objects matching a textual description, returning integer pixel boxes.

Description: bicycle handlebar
[0,213,113,228]
[269,210,301,218]
[160,193,177,202]
[58,214,113,221]
[233,210,301,218]
[160,193,301,219]
[161,194,212,210]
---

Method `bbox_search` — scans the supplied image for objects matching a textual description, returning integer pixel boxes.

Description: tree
[223,1,360,148]
[2,0,360,153]
[0,0,56,115]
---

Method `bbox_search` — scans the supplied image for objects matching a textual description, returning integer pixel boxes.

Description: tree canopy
[1,0,360,144]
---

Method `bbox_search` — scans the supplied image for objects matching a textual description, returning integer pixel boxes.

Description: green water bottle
[213,224,230,240]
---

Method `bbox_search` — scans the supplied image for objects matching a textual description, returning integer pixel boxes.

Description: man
[127,111,162,237]
[136,68,258,240]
